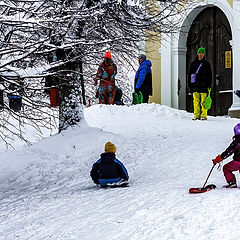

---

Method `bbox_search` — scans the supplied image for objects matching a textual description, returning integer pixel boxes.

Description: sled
[100,180,129,188]
[203,88,212,110]
[189,184,216,194]
[100,183,129,188]
[189,164,216,194]
[132,91,143,105]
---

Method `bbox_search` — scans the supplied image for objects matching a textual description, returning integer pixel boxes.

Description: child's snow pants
[223,160,240,183]
[193,92,207,119]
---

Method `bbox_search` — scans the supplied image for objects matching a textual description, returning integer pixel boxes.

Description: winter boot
[223,182,237,188]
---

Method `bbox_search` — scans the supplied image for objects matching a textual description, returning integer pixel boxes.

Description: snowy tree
[0,0,191,147]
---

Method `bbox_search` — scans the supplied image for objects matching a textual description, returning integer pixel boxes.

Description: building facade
[148,0,240,117]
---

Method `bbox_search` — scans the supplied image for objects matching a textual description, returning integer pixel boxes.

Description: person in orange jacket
[94,51,117,104]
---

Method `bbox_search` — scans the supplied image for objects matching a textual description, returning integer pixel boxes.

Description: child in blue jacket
[90,142,129,186]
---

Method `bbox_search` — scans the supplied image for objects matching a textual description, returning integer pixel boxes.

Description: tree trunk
[58,63,84,132]
[79,60,86,105]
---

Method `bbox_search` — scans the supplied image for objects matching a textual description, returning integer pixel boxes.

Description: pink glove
[212,155,222,165]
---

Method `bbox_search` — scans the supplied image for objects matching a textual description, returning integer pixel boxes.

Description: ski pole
[202,164,215,188]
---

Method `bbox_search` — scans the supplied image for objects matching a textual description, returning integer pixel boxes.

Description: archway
[186,7,232,116]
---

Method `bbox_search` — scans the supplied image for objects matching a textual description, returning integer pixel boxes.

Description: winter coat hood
[141,59,152,68]
[100,152,116,163]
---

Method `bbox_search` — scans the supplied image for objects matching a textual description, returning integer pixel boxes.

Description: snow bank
[1,104,240,240]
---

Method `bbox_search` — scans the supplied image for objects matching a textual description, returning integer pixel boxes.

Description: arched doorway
[186,7,232,116]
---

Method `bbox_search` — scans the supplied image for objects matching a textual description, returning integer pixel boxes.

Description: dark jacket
[135,59,152,96]
[188,57,212,93]
[221,135,240,162]
[114,86,124,105]
[90,153,129,185]
[44,75,59,94]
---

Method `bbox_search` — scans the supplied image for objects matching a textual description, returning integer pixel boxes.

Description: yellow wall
[146,0,161,104]
[145,0,233,105]
[146,37,161,104]
[227,0,233,8]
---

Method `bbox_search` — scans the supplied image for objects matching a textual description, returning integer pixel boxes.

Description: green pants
[193,92,207,118]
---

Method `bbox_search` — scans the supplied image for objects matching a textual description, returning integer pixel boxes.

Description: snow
[1,103,240,240]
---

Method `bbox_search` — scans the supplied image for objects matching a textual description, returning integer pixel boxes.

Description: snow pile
[1,103,240,240]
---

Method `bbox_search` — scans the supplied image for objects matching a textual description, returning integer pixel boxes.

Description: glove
[135,88,140,94]
[212,155,222,165]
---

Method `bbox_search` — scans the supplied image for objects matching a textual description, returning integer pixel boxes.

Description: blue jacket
[135,59,152,95]
[90,153,129,185]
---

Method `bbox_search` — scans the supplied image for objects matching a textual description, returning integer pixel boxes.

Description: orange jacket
[96,59,117,87]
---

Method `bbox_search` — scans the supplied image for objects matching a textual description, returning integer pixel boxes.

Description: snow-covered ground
[0,107,58,152]
[1,104,240,240]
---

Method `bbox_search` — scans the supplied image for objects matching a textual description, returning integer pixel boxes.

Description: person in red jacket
[94,51,117,104]
[213,123,240,188]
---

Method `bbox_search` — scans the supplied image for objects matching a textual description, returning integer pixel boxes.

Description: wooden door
[186,7,232,116]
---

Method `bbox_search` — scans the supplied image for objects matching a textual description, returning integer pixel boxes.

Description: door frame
[186,7,232,116]
[168,1,239,116]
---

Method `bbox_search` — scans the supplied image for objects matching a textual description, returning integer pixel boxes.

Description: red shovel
[189,164,216,194]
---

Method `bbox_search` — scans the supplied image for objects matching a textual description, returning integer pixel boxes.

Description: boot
[223,182,237,188]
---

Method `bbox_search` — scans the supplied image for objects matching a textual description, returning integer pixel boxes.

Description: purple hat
[234,123,240,136]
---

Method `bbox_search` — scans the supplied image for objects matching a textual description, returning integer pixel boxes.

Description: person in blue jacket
[134,54,153,103]
[90,142,129,186]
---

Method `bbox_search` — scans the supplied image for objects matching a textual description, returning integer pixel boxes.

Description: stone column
[228,4,240,118]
